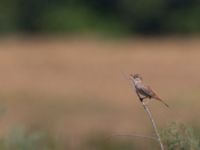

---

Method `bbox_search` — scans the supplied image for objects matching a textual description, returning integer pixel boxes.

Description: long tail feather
[160,100,169,108]
[154,97,169,108]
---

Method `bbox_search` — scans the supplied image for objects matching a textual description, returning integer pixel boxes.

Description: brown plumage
[130,74,169,108]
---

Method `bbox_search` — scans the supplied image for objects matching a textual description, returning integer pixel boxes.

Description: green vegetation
[1,0,200,35]
[161,122,200,150]
[0,123,199,150]
[0,127,136,150]
[0,126,60,150]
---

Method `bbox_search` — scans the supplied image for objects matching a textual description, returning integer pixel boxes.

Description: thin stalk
[141,102,164,150]
[108,133,157,141]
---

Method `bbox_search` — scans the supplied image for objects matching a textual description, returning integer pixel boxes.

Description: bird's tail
[154,96,169,108]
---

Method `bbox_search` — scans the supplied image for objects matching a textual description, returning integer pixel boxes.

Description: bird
[130,73,169,107]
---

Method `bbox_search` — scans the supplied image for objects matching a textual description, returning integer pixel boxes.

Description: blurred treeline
[1,0,200,35]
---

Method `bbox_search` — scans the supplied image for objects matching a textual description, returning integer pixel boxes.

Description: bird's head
[130,73,143,82]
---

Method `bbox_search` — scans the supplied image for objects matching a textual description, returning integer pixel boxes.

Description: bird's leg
[139,96,149,105]
[136,90,144,102]
[142,98,150,105]
[136,90,149,103]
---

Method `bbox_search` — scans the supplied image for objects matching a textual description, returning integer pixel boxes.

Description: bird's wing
[147,86,169,107]
[147,86,160,98]
[139,85,155,97]
[146,86,165,101]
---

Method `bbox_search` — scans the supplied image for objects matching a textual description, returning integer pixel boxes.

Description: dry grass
[0,36,200,146]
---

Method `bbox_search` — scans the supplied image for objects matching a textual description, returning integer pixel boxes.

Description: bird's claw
[139,98,143,102]
[142,99,150,105]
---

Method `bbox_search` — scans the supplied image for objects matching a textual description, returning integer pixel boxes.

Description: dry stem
[141,102,164,150]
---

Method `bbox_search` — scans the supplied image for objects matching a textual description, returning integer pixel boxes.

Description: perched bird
[130,73,169,107]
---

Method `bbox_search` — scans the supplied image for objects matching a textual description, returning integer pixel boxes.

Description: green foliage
[161,122,200,150]
[0,126,58,150]
[41,5,125,35]
[1,124,200,150]
[166,5,200,33]
[1,0,200,35]
[0,127,137,150]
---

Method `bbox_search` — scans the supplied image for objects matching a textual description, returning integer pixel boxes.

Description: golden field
[0,37,200,148]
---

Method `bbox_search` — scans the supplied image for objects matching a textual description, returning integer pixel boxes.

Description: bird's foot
[142,99,150,106]
[139,98,143,102]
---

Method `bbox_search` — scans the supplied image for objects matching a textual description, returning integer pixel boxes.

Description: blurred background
[0,0,200,149]
[1,0,200,35]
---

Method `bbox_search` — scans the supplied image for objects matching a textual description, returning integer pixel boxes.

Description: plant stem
[108,133,157,141]
[141,102,164,150]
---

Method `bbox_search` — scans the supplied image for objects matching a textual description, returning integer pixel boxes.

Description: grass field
[0,36,200,149]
